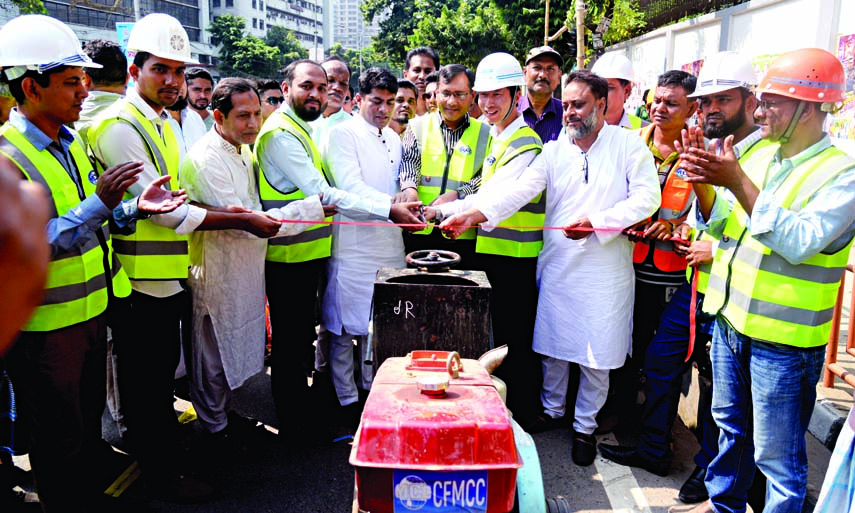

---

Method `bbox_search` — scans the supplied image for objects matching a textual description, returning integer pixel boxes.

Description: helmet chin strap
[499,86,518,126]
[778,100,805,145]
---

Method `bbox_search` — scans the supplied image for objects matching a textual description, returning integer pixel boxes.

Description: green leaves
[208,15,282,79]
[265,25,309,68]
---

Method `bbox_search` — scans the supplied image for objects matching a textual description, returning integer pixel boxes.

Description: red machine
[350,351,521,513]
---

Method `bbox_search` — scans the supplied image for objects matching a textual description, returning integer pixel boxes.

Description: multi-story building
[330,0,378,50]
[0,0,218,65]
[212,0,324,57]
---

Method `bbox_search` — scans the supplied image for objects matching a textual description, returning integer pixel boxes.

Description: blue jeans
[637,280,717,467]
[705,318,825,513]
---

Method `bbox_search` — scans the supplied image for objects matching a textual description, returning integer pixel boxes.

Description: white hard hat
[127,13,198,64]
[473,52,525,92]
[591,51,635,82]
[0,15,101,81]
[689,51,756,98]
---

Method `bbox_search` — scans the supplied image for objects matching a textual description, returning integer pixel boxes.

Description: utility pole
[575,1,586,69]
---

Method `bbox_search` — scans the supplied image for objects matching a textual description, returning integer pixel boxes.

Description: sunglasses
[422,92,435,100]
[266,96,284,105]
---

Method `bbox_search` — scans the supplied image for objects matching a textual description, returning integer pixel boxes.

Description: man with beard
[186,67,214,130]
[388,79,417,136]
[605,70,697,433]
[181,78,327,448]
[312,56,351,150]
[600,53,769,508]
[255,60,423,440]
[403,47,440,116]
[519,46,564,143]
[89,14,282,502]
[439,71,660,467]
[165,80,207,158]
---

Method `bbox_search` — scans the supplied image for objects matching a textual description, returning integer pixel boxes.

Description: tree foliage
[365,0,646,71]
[408,0,510,71]
[209,15,281,79]
[326,42,394,83]
[9,0,46,14]
[265,25,309,68]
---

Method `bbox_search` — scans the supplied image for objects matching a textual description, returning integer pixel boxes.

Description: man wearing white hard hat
[0,14,186,510]
[591,51,648,129]
[89,13,281,502]
[425,52,544,426]
[601,52,769,509]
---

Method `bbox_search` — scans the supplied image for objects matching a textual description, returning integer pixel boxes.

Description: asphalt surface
[10,365,831,512]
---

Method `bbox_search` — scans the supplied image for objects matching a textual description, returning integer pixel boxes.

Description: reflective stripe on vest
[0,126,114,331]
[632,163,695,272]
[411,114,491,239]
[702,143,855,347]
[476,126,544,257]
[89,100,190,280]
[255,110,332,263]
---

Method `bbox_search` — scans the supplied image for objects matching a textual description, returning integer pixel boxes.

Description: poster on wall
[116,22,134,88]
[680,59,704,77]
[827,33,855,141]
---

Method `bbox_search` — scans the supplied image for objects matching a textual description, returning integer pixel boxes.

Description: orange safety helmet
[758,48,846,104]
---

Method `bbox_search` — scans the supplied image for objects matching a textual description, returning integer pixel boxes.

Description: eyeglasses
[437,90,470,101]
[266,96,284,105]
[580,152,589,184]
[757,98,796,112]
[422,92,435,100]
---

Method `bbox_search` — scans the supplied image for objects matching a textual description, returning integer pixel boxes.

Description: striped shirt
[398,112,480,198]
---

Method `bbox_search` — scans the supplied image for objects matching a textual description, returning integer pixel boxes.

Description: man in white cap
[424,52,544,427]
[89,13,280,502]
[0,14,185,510]
[591,51,648,129]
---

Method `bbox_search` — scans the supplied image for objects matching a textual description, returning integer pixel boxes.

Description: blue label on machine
[393,470,488,512]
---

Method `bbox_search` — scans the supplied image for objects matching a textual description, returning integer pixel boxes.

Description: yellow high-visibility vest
[411,114,490,239]
[703,142,855,347]
[255,109,333,263]
[0,125,129,331]
[89,100,189,280]
[475,125,544,257]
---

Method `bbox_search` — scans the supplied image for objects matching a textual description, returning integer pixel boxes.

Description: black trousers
[111,290,187,475]
[265,259,326,434]
[473,253,541,425]
[4,314,107,511]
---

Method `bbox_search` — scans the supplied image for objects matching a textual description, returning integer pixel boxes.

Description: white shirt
[476,124,661,368]
[437,116,538,217]
[321,114,405,336]
[91,88,207,297]
[167,107,208,160]
[182,128,324,388]
[311,108,351,155]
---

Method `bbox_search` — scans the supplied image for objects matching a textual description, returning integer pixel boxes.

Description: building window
[259,20,264,29]
[252,0,256,8]
[212,0,220,6]
[252,17,257,28]
[259,1,263,9]
[225,0,233,6]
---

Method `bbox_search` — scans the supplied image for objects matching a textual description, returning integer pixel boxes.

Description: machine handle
[446,351,462,379]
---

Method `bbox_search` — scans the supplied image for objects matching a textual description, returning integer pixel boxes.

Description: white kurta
[181,129,325,389]
[322,115,405,336]
[477,124,661,369]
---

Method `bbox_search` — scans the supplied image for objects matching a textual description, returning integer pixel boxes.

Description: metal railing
[824,264,855,388]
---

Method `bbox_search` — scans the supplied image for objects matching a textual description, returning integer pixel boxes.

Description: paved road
[11,366,831,512]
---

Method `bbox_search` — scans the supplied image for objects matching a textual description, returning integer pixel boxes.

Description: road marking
[595,454,654,513]
[105,460,142,497]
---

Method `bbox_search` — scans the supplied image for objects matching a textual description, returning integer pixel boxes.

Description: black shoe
[598,443,670,477]
[571,433,597,466]
[679,465,709,504]
[523,412,569,434]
